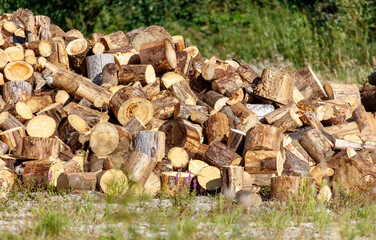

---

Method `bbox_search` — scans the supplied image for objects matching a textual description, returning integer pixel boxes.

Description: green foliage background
[1,0,375,83]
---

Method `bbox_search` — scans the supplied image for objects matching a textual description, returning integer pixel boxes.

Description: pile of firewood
[0,8,375,202]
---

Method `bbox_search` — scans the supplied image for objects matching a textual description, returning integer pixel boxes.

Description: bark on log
[96,169,128,195]
[188,159,209,176]
[119,64,156,85]
[264,103,296,125]
[37,102,67,125]
[0,127,25,155]
[271,176,315,200]
[124,151,156,186]
[202,57,234,81]
[66,38,89,73]
[134,130,166,162]
[0,111,24,130]
[204,112,230,144]
[56,172,97,192]
[221,166,243,194]
[171,80,198,105]
[243,124,283,154]
[289,66,326,99]
[204,90,228,112]
[3,80,32,103]
[63,102,109,128]
[139,39,177,73]
[212,73,243,95]
[86,54,115,84]
[231,102,259,131]
[100,31,129,50]
[227,128,246,152]
[323,82,361,104]
[299,128,334,164]
[197,166,221,191]
[203,141,242,169]
[244,150,284,175]
[299,111,324,130]
[272,109,303,133]
[23,159,64,187]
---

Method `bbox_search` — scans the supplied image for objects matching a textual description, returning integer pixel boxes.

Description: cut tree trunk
[243,124,283,154]
[244,150,285,175]
[204,141,242,169]
[270,176,315,200]
[23,159,64,187]
[119,64,156,85]
[89,122,119,156]
[66,38,89,73]
[3,80,32,103]
[63,102,109,128]
[167,147,189,170]
[56,172,97,192]
[221,166,243,194]
[124,151,156,186]
[100,31,129,50]
[139,39,176,73]
[86,54,115,84]
[0,126,25,155]
[171,80,198,105]
[227,128,246,152]
[204,112,230,144]
[134,130,166,162]
[97,169,128,195]
[272,109,303,133]
[204,90,228,112]
[264,103,296,125]
[323,82,361,104]
[26,115,56,138]
[289,66,326,99]
[299,128,334,164]
[202,57,234,81]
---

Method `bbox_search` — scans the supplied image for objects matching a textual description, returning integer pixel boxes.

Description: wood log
[134,130,166,162]
[24,49,36,65]
[0,112,23,130]
[139,39,176,73]
[63,154,84,173]
[204,141,242,169]
[151,96,179,120]
[97,169,128,195]
[131,25,172,52]
[175,50,192,76]
[283,148,310,176]
[119,64,156,85]
[221,166,243,194]
[124,151,156,186]
[333,139,362,151]
[21,136,62,159]
[171,80,198,105]
[243,124,283,154]
[204,90,228,112]
[299,111,324,130]
[310,163,334,185]
[0,127,25,155]
[172,35,185,51]
[212,73,243,95]
[4,61,34,83]
[246,104,274,120]
[227,128,246,152]
[0,141,9,155]
[100,31,129,50]
[289,66,326,99]
[190,110,209,126]
[1,21,17,37]
[173,102,207,120]
[299,128,334,164]
[236,64,260,86]
[92,42,105,55]
[254,68,294,105]
[271,176,315,200]
[66,38,89,73]
[2,80,32,103]
[109,47,140,66]
[353,104,376,136]
[25,95,54,114]
[324,121,360,139]
[197,166,221,191]
[202,57,234,81]
[244,150,284,175]
[142,78,161,100]
[284,140,311,165]
[4,45,24,62]
[0,169,16,197]
[122,115,145,137]
[49,41,69,69]
[321,100,353,126]
[12,101,33,123]
[327,147,357,169]
[56,172,97,192]
[167,147,189,170]
[204,112,230,144]
[242,172,274,191]
[54,90,70,106]
[0,49,9,70]
[297,99,334,121]
[26,115,56,138]
[272,109,303,133]
[265,105,297,128]
[188,159,209,176]
[25,40,52,57]
[63,102,109,128]
[160,71,185,89]
[23,159,64,187]
[37,102,67,125]
[35,15,51,41]
[86,54,115,83]
[323,82,361,104]
[159,119,201,155]
[231,102,259,131]
[89,122,119,156]
[161,171,193,195]
[143,171,161,196]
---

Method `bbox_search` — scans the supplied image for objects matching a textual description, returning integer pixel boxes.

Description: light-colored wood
[143,172,161,196]
[89,122,119,156]
[3,61,34,81]
[297,99,334,121]
[55,90,70,106]
[66,38,89,73]
[204,90,229,112]
[188,160,209,176]
[204,112,230,144]
[0,49,9,70]
[243,124,283,154]
[171,80,198,105]
[264,103,297,125]
[161,171,193,195]
[299,111,324,130]
[221,166,243,194]
[353,104,376,136]
[254,68,294,105]
[324,121,360,139]
[290,66,326,99]
[100,31,129,50]
[197,166,221,191]
[35,15,51,41]
[4,45,24,62]
[134,130,166,162]
[283,148,310,176]
[212,73,243,95]
[119,64,156,85]
[324,82,361,104]
[37,102,67,125]
[0,112,23,130]
[299,128,334,164]
[204,141,242,168]
[23,159,64,187]
[202,56,234,81]
[168,147,189,170]
[272,109,303,133]
[97,169,128,195]
[26,115,56,138]
[63,102,109,128]
[246,104,274,120]
[139,39,177,73]
[131,25,172,52]
[327,147,357,169]
[190,110,209,126]
[124,151,156,186]
[0,169,15,198]
[310,163,334,185]
[244,150,285,175]
[231,102,259,131]
[25,40,52,57]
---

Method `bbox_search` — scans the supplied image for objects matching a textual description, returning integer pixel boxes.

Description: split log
[204,142,242,168]
[173,102,207,120]
[109,47,140,66]
[100,31,129,50]
[272,109,303,133]
[124,151,156,186]
[324,121,360,139]
[0,141,9,155]
[0,127,25,155]
[327,147,357,169]
[175,50,192,76]
[25,40,52,57]
[23,159,64,187]
[242,172,273,191]
[11,101,33,123]
[244,150,284,175]
[264,103,297,125]
[56,172,97,192]
[230,102,259,131]
[21,137,62,159]
[1,21,17,37]
[167,147,189,170]
[63,102,109,128]
[333,139,362,151]
[63,155,84,172]
[24,49,36,65]
[188,160,209,176]
[290,66,326,99]
[139,39,177,73]
[227,128,246,152]
[97,169,128,195]
[243,124,283,154]
[35,15,51,41]
[190,110,209,126]
[323,82,361,104]
[284,141,311,166]
[159,119,201,155]
[160,71,185,89]
[63,29,84,44]
[122,115,145,137]
[310,163,334,185]
[212,73,243,95]
[322,100,353,126]
[202,57,234,81]
[297,99,334,121]
[236,64,260,86]
[142,78,161,100]
[299,111,324,130]
[25,94,54,114]
[204,112,230,144]
[89,122,119,156]
[37,102,67,125]
[4,45,24,62]
[131,25,172,52]
[254,68,294,105]
[143,172,161,196]
[299,128,334,164]
[134,130,166,162]
[152,97,179,120]
[221,166,243,194]
[171,80,198,105]
[26,115,56,138]
[119,64,156,85]
[49,41,69,69]
[66,38,89,73]
[271,176,315,200]
[2,80,32,103]
[86,54,115,83]
[197,166,221,191]
[0,169,16,197]
[204,91,228,112]
[0,111,24,130]
[283,148,310,176]
[172,35,185,50]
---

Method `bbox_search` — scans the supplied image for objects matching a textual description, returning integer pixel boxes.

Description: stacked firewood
[0,8,375,201]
